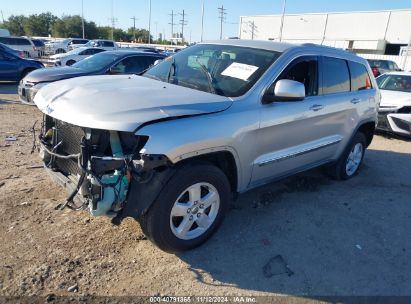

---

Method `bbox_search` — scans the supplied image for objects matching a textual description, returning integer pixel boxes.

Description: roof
[383,71,411,76]
[199,39,362,61]
[104,50,166,56]
[201,39,296,53]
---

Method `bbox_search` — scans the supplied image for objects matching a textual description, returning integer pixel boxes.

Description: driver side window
[268,57,319,98]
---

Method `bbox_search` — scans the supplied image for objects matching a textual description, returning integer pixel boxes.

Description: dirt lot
[1,82,411,299]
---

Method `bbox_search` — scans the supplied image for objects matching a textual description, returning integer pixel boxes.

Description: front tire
[327,132,367,180]
[140,163,231,252]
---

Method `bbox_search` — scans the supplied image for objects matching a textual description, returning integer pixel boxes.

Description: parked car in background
[367,59,402,77]
[85,39,118,51]
[32,40,379,252]
[50,47,106,66]
[376,72,411,137]
[19,50,165,104]
[0,42,25,58]
[68,39,90,51]
[0,46,44,81]
[0,36,38,58]
[0,29,11,37]
[31,39,46,57]
[45,38,83,55]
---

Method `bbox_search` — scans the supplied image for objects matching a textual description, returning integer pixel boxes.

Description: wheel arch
[356,120,376,147]
[174,150,239,194]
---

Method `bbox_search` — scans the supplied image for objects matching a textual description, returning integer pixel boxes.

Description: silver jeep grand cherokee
[34,40,379,252]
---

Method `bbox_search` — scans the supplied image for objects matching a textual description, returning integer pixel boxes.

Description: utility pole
[154,21,158,43]
[279,0,286,41]
[249,21,257,40]
[179,10,188,44]
[108,0,117,41]
[81,0,85,39]
[201,0,205,42]
[148,0,152,44]
[218,5,227,40]
[131,16,137,42]
[1,10,5,24]
[169,10,177,44]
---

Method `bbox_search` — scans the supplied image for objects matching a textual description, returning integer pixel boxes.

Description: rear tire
[327,132,367,180]
[139,163,231,253]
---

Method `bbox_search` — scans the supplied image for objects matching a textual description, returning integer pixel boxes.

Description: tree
[24,12,57,36]
[3,15,27,36]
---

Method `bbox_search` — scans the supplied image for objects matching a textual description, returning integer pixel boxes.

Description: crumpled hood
[25,67,88,83]
[380,90,411,107]
[34,75,233,132]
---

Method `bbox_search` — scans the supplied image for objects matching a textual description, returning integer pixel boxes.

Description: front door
[250,55,346,187]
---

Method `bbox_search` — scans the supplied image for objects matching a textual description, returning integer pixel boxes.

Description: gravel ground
[1,82,411,299]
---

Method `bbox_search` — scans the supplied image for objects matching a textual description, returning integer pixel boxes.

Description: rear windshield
[32,40,45,47]
[72,52,121,72]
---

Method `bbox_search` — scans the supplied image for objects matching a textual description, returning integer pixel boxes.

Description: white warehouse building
[239,9,411,55]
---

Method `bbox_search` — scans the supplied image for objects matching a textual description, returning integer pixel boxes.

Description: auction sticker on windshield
[221,62,259,81]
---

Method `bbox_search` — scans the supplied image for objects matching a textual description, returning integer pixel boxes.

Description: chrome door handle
[351,98,361,104]
[309,104,324,112]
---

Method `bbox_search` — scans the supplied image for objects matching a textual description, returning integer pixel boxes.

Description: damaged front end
[39,114,170,219]
[378,105,411,137]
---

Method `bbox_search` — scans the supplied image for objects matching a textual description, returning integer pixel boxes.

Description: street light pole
[279,0,286,42]
[148,0,152,44]
[201,0,205,42]
[81,0,85,39]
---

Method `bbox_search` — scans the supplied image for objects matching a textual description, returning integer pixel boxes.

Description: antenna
[218,5,227,40]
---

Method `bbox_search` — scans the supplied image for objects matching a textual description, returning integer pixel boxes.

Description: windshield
[72,52,120,72]
[377,74,411,92]
[143,44,281,97]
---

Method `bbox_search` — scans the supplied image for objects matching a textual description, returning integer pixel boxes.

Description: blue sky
[0,0,410,41]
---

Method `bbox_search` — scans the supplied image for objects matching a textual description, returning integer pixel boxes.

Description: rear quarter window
[322,57,350,94]
[348,61,372,91]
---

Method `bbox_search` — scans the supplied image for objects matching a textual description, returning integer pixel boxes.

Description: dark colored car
[18,50,166,104]
[31,39,46,57]
[0,42,24,58]
[367,59,402,77]
[0,45,44,81]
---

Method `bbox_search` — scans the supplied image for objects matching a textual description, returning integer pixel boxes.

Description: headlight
[27,82,51,103]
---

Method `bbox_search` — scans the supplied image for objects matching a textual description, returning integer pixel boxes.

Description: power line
[218,5,227,40]
[179,10,188,44]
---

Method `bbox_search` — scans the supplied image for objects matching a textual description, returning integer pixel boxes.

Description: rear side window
[322,57,350,94]
[348,61,372,91]
[103,41,114,47]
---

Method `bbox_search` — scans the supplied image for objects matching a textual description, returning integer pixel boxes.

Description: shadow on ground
[178,149,411,296]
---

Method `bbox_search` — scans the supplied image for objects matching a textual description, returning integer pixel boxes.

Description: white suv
[0,36,38,58]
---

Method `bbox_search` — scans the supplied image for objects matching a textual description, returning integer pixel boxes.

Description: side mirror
[263,79,305,103]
